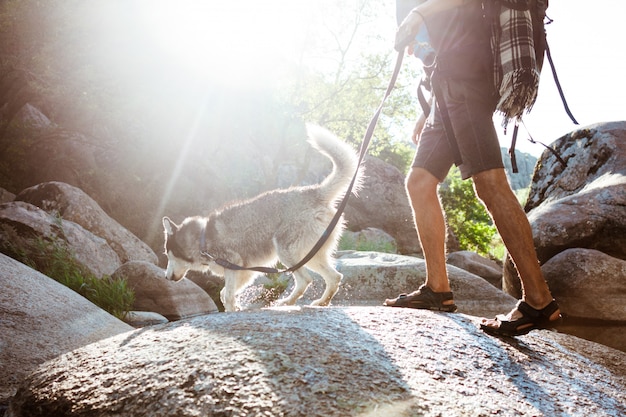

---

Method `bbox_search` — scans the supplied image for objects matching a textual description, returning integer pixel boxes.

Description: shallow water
[556,317,626,353]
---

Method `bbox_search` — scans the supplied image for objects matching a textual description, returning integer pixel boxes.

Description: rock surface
[0,253,133,405]
[0,188,14,204]
[8,307,626,417]
[0,201,122,277]
[345,156,421,255]
[123,311,169,328]
[112,261,219,320]
[541,248,626,322]
[341,227,398,253]
[446,250,502,288]
[500,147,537,190]
[17,181,158,265]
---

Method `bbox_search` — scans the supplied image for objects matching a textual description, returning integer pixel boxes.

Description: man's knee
[406,167,438,198]
[473,168,514,204]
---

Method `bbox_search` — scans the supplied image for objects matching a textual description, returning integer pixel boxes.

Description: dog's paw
[274,298,295,307]
[310,299,331,307]
[222,302,241,312]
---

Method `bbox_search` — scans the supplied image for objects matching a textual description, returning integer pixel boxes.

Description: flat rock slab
[8,307,626,417]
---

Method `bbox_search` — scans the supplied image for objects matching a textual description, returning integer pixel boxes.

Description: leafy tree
[439,168,503,258]
[279,0,421,173]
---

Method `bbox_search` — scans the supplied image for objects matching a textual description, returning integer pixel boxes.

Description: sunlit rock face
[344,156,422,255]
[0,201,122,277]
[0,253,132,406]
[7,307,626,417]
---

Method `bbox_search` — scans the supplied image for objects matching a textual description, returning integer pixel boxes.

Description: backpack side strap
[545,40,579,125]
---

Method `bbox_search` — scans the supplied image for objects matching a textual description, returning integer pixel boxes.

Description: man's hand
[412,113,427,145]
[394,8,425,53]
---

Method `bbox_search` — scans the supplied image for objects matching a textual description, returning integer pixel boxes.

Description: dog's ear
[162,217,178,236]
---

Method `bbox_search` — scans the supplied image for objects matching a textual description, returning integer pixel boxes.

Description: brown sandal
[480,300,561,337]
[384,285,457,312]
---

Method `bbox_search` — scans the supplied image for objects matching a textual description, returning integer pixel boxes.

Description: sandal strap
[384,285,456,312]
[516,300,559,321]
[481,299,561,337]
[409,285,456,311]
[417,284,453,299]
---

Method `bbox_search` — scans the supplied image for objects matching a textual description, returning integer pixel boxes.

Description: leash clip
[200,251,215,262]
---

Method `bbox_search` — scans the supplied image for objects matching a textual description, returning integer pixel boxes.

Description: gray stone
[0,188,14,204]
[17,181,158,265]
[0,201,121,277]
[334,251,515,318]
[541,248,626,322]
[341,227,397,252]
[0,253,132,405]
[112,261,219,321]
[241,252,516,318]
[345,156,421,255]
[500,147,537,190]
[123,311,169,328]
[446,250,502,288]
[14,103,53,131]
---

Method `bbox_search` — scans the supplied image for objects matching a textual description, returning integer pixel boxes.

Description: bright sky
[134,0,313,90]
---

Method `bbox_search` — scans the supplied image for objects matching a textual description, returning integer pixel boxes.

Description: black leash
[201,51,405,275]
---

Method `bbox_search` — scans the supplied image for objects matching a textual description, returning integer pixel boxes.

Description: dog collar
[199,221,216,263]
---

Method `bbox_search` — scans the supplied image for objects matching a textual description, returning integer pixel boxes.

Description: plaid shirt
[491,1,539,124]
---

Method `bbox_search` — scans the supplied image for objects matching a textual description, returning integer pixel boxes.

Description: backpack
[396,0,578,172]
[486,0,578,171]
[488,0,546,123]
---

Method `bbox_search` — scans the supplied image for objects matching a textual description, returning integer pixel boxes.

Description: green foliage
[338,232,397,253]
[256,263,290,305]
[284,51,419,173]
[0,224,134,319]
[260,275,290,305]
[514,186,530,206]
[439,168,503,259]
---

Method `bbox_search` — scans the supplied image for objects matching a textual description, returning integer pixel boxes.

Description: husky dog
[162,124,361,311]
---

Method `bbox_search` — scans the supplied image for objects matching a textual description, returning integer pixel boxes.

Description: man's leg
[384,166,456,310]
[405,167,451,294]
[472,168,560,329]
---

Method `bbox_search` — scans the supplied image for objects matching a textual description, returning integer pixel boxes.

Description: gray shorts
[412,77,503,182]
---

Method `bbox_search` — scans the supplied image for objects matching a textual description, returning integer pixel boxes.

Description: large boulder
[446,250,502,288]
[13,103,53,131]
[17,181,157,265]
[541,248,626,322]
[341,227,398,253]
[0,253,132,406]
[7,307,626,417]
[0,201,121,277]
[504,122,626,297]
[112,261,218,321]
[500,147,537,190]
[345,156,421,255]
[0,188,14,204]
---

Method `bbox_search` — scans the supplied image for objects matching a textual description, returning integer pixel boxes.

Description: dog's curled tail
[306,123,363,205]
